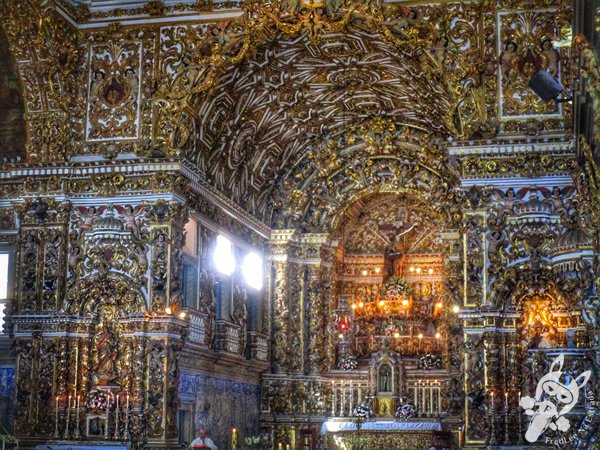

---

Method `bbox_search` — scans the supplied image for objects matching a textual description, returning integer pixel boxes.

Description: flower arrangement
[242,433,270,450]
[339,355,358,371]
[352,401,374,419]
[417,353,442,370]
[87,389,111,410]
[395,402,417,420]
[381,277,412,300]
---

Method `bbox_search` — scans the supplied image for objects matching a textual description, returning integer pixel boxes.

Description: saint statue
[378,364,392,393]
[94,322,119,385]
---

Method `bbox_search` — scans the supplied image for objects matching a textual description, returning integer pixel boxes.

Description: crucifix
[379,218,418,279]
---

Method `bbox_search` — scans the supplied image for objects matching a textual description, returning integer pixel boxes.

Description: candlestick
[105,393,110,439]
[75,394,81,439]
[115,394,120,439]
[54,395,60,438]
[66,394,71,438]
[125,393,130,436]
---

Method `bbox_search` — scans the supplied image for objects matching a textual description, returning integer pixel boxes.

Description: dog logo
[520,354,591,442]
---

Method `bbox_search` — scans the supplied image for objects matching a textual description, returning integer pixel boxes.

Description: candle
[286,445,290,450]
[66,394,71,435]
[505,392,508,409]
[76,394,80,433]
[105,393,110,439]
[490,392,494,409]
[232,428,237,450]
[115,394,120,438]
[278,444,282,450]
[125,393,130,436]
[55,395,59,427]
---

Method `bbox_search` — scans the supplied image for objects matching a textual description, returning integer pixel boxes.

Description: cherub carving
[79,206,98,235]
[500,40,518,82]
[541,38,559,77]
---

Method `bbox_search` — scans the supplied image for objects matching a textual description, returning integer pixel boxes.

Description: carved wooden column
[303,234,333,374]
[461,209,489,445]
[270,230,297,373]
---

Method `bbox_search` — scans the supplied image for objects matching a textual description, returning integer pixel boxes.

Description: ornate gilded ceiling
[0,0,576,232]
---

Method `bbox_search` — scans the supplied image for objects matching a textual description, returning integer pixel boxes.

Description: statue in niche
[529,321,554,348]
[378,363,392,393]
[94,321,119,385]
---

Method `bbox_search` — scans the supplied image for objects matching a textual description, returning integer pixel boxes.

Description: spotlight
[361,269,368,276]
[375,267,381,273]
[179,312,187,319]
[379,300,385,307]
[402,299,409,307]
[416,267,422,274]
[351,303,357,310]
[409,266,415,272]
[338,333,344,339]
[358,301,364,308]
[436,302,443,309]
[452,305,460,314]
[428,268,434,274]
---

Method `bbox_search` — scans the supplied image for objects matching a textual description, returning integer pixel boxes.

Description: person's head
[198,426,207,438]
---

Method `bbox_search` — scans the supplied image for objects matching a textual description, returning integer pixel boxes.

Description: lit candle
[55,395,59,429]
[490,392,494,409]
[286,445,290,450]
[505,392,508,410]
[278,444,282,450]
[115,393,120,436]
[76,394,80,431]
[232,428,237,449]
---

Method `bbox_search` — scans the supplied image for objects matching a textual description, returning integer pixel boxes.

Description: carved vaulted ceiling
[152,0,495,228]
[194,27,457,208]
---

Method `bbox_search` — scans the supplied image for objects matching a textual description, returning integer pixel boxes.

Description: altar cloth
[321,420,442,434]
[36,444,129,450]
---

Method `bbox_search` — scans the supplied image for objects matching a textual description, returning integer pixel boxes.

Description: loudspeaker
[527,70,564,101]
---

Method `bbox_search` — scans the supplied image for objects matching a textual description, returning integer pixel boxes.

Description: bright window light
[0,253,8,299]
[213,235,235,276]
[242,252,263,290]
